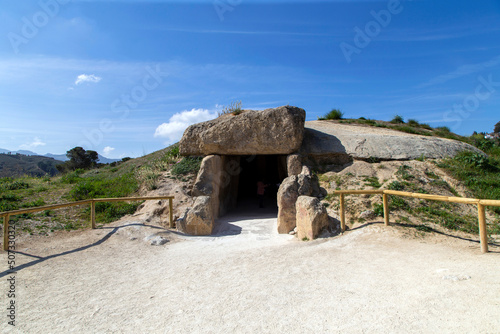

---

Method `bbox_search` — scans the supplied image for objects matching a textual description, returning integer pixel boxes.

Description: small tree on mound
[494,121,500,133]
[390,115,405,124]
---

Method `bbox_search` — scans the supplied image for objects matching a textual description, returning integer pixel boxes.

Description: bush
[407,119,419,127]
[388,181,405,191]
[319,109,344,120]
[390,115,405,124]
[61,169,85,184]
[373,203,384,217]
[420,123,433,130]
[171,157,202,176]
[6,181,30,190]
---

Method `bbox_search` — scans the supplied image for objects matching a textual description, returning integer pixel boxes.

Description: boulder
[277,170,317,234]
[302,120,484,163]
[180,106,306,156]
[176,196,214,236]
[295,196,329,241]
[192,155,223,217]
[277,176,299,234]
[287,154,302,176]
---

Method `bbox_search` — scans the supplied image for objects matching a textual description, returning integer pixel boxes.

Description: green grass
[438,150,500,214]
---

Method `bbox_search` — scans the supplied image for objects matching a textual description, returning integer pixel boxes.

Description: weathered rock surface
[277,175,299,234]
[192,155,223,218]
[295,196,329,241]
[287,154,302,176]
[302,121,483,163]
[277,167,318,234]
[180,106,306,156]
[176,196,213,236]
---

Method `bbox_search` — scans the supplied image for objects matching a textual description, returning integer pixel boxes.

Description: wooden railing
[335,190,500,253]
[1,196,174,251]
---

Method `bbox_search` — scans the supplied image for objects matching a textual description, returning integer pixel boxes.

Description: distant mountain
[0,154,63,178]
[0,149,120,164]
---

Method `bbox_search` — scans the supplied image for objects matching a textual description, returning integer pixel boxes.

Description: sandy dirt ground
[1,204,499,334]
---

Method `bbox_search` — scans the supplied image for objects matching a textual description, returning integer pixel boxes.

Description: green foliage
[439,151,500,214]
[93,201,142,224]
[373,203,384,217]
[391,125,431,136]
[415,202,478,234]
[494,121,500,133]
[396,165,414,181]
[69,172,138,201]
[319,109,344,120]
[58,147,99,172]
[171,157,203,176]
[419,123,433,130]
[424,170,439,180]
[455,151,490,169]
[390,115,405,124]
[388,181,405,191]
[389,196,410,211]
[363,176,381,188]
[5,180,30,190]
[407,119,419,127]
[60,169,85,184]
[366,157,381,163]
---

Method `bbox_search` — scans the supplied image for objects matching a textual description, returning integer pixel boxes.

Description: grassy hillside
[0,144,201,237]
[0,154,63,178]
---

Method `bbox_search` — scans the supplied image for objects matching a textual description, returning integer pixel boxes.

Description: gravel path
[1,207,499,333]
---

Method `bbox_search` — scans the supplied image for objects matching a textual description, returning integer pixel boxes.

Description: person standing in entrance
[257,180,268,208]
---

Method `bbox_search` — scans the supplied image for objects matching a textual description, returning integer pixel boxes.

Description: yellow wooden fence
[1,196,174,251]
[335,189,500,253]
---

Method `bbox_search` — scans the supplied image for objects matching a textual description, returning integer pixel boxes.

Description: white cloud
[75,74,102,85]
[19,137,46,150]
[154,108,217,143]
[103,146,115,156]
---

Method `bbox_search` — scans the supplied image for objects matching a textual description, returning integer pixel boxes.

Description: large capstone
[179,106,306,156]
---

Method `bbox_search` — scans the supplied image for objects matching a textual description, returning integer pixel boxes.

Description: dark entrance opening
[233,155,287,212]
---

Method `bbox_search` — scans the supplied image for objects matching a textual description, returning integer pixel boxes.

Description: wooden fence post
[168,197,174,228]
[477,203,488,253]
[383,193,390,226]
[339,194,346,232]
[91,200,96,229]
[3,215,9,251]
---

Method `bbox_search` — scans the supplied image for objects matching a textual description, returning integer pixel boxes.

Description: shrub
[388,181,405,191]
[61,169,85,184]
[171,157,203,176]
[319,109,344,120]
[363,176,381,188]
[390,115,405,124]
[436,126,451,132]
[5,180,30,190]
[420,123,433,130]
[396,165,414,181]
[389,196,410,210]
[407,119,419,127]
[373,203,384,217]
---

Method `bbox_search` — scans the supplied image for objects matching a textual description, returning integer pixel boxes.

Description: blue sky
[1,0,499,159]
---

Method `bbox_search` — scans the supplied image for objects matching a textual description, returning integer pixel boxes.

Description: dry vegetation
[318,159,500,243]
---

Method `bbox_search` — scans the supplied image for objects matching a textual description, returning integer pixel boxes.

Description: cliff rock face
[180,106,306,156]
